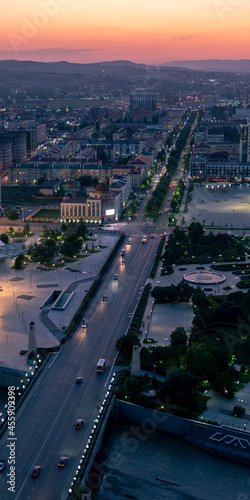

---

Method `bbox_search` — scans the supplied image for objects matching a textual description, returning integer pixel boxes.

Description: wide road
[0,233,160,500]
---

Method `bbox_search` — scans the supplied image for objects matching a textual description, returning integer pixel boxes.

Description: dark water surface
[95,420,250,500]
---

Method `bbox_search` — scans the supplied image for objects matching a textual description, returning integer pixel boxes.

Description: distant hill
[161,59,250,73]
[2,58,250,74]
[0,59,144,74]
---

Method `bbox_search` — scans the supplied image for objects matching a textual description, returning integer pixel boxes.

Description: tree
[31,239,57,264]
[192,286,206,308]
[188,222,204,243]
[115,334,138,359]
[124,377,142,400]
[164,249,176,265]
[23,224,30,236]
[78,175,99,187]
[163,368,198,396]
[170,198,178,212]
[170,327,187,349]
[41,225,51,238]
[97,150,108,164]
[189,326,203,344]
[61,233,82,257]
[76,222,87,239]
[5,209,18,221]
[192,314,206,332]
[0,233,9,244]
[156,149,166,163]
[212,370,236,397]
[14,254,24,269]
[184,342,218,381]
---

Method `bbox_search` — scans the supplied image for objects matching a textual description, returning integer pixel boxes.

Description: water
[95,420,250,500]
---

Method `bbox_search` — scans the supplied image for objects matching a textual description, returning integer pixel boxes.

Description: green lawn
[30,209,60,220]
[2,186,61,207]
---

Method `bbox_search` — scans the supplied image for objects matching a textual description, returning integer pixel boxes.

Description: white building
[60,182,121,223]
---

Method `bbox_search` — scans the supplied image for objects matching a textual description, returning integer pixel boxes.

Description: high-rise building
[0,139,13,171]
[239,123,250,162]
[0,131,27,164]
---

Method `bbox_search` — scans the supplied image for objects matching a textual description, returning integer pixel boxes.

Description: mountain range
[161,59,250,72]
[1,59,250,74]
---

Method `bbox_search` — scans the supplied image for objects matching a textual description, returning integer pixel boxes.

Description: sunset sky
[0,0,250,64]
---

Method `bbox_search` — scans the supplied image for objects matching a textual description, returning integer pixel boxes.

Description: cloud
[0,47,101,59]
[172,35,199,41]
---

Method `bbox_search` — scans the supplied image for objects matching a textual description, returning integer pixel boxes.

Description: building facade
[129,90,157,111]
[60,183,121,223]
[189,154,250,181]
[9,162,110,184]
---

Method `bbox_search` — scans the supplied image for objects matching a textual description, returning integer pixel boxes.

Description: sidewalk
[200,385,250,432]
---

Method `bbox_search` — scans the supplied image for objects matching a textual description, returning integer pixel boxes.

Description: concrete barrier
[115,400,250,466]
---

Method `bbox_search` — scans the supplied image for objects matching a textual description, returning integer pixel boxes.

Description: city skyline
[0,0,250,64]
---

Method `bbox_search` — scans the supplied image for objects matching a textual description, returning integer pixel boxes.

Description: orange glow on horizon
[0,1,250,63]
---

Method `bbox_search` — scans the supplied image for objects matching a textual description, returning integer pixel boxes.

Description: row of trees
[161,223,248,266]
[170,178,185,213]
[144,111,197,221]
[151,280,194,303]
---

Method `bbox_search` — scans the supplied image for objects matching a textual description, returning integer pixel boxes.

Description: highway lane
[0,233,159,500]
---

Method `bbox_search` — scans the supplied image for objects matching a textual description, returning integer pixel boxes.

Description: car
[127,240,131,245]
[141,237,147,244]
[128,233,132,237]
[19,349,27,355]
[76,377,82,384]
[81,320,87,328]
[121,260,125,266]
[58,457,68,467]
[31,466,41,477]
[113,275,118,280]
[102,294,107,301]
[150,234,155,238]
[0,462,6,472]
[75,419,84,429]
[158,211,163,215]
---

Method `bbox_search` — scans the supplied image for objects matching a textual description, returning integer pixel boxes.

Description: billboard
[106,209,115,216]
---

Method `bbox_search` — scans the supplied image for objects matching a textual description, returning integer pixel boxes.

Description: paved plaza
[0,230,120,373]
[146,302,193,346]
[185,183,250,231]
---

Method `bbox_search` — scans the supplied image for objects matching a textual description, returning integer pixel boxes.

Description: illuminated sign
[106,209,115,216]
